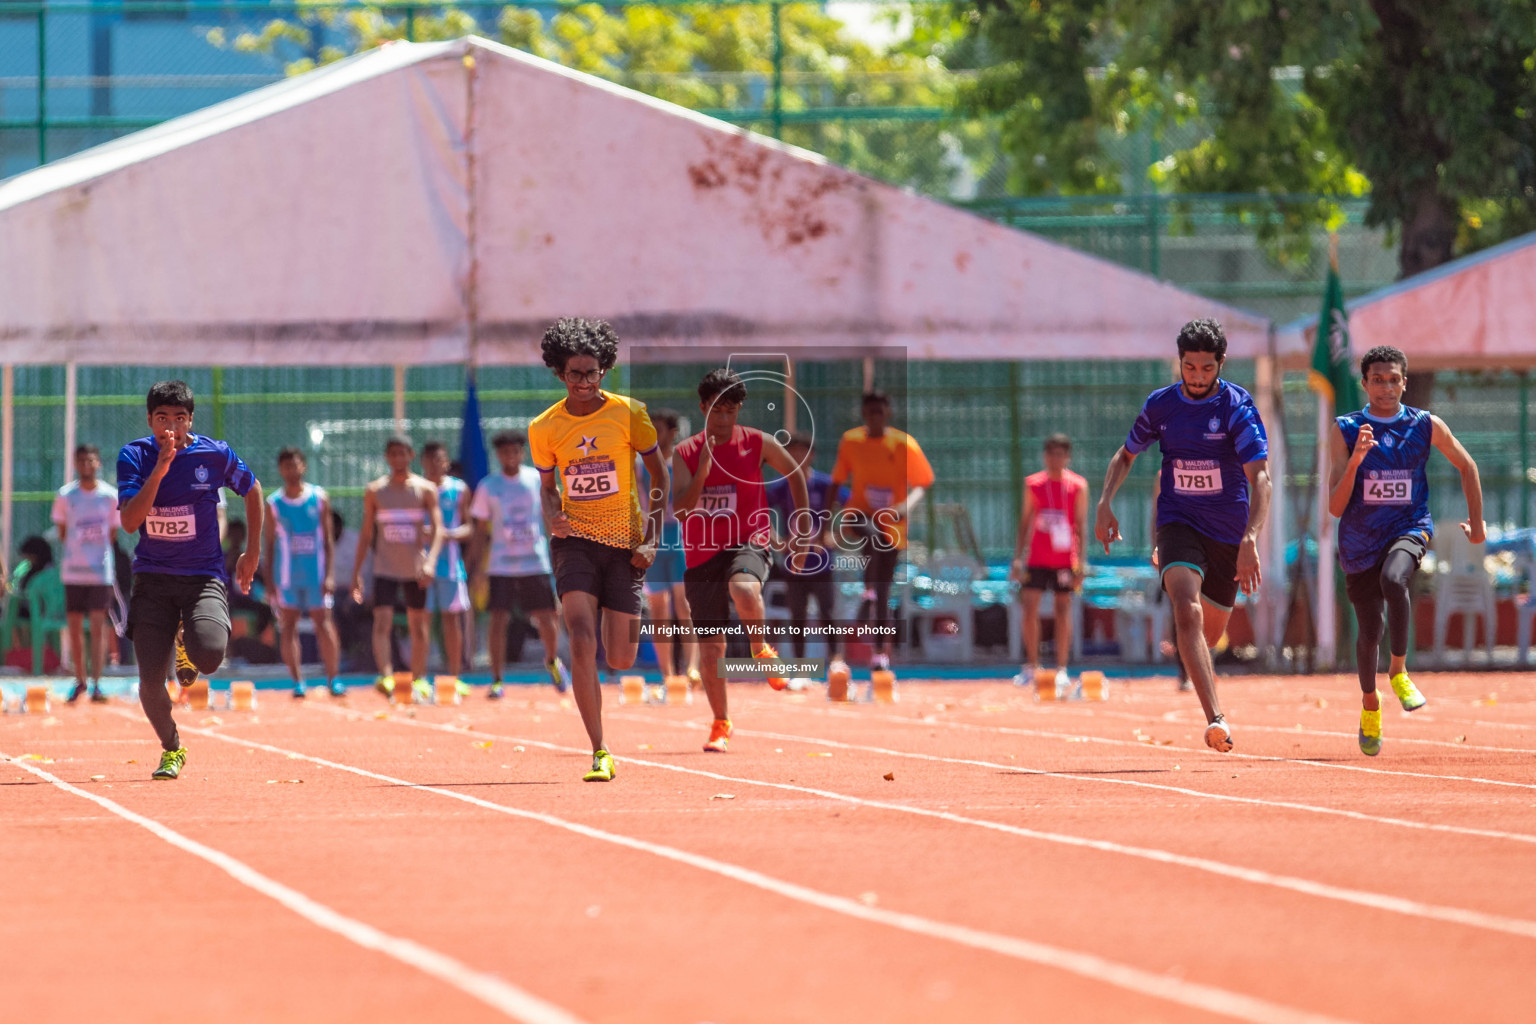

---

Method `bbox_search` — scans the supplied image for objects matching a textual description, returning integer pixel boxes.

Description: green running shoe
[487,682,505,700]
[152,747,188,780]
[1359,708,1382,757]
[412,678,433,702]
[1389,672,1426,712]
[548,657,571,693]
[374,674,395,697]
[455,679,472,700]
[583,749,616,782]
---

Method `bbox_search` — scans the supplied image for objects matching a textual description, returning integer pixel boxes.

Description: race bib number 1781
[1171,460,1222,496]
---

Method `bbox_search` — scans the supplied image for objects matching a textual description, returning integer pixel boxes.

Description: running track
[5,670,1535,1023]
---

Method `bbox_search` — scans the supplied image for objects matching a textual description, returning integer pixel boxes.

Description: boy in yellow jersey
[829,390,934,677]
[529,318,668,782]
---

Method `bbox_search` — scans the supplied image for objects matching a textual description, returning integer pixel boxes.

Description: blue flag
[459,368,489,489]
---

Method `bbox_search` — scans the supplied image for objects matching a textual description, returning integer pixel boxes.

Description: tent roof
[1276,229,1536,370]
[0,36,1269,366]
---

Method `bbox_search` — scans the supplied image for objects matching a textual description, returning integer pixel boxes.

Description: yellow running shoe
[703,718,733,753]
[755,643,787,691]
[1389,672,1426,712]
[1359,708,1382,756]
[174,635,198,687]
[152,747,188,780]
[583,749,616,782]
[374,674,395,697]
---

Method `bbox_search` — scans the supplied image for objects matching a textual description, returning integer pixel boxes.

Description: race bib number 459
[1171,460,1223,496]
[564,459,618,501]
[1363,470,1413,505]
[146,506,196,541]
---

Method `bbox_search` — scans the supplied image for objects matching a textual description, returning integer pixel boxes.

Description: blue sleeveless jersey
[434,476,468,581]
[269,483,328,590]
[1125,380,1269,545]
[1337,406,1434,574]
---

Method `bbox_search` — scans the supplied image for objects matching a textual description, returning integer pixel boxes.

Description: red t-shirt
[676,426,770,568]
[1025,470,1086,570]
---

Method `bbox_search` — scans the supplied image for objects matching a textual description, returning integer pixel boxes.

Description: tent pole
[63,360,77,485]
[1256,347,1288,667]
[783,357,796,434]
[1314,391,1336,670]
[2,364,13,568]
[463,46,480,373]
[394,365,407,432]
[862,356,874,393]
[1521,370,1530,529]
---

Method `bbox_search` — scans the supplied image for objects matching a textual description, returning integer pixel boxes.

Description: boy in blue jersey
[1096,319,1271,752]
[118,380,263,780]
[470,430,570,697]
[1328,345,1483,756]
[421,440,473,689]
[263,447,342,699]
[53,444,122,704]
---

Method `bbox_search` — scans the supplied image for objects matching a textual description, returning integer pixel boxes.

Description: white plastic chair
[1114,575,1170,664]
[1433,532,1496,665]
[1513,552,1536,667]
[911,553,981,663]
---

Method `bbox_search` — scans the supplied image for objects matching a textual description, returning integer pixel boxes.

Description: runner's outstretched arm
[1431,416,1485,542]
[1094,446,1138,554]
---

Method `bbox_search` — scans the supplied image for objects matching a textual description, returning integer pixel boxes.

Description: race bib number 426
[1363,471,1413,505]
[1171,460,1223,496]
[146,506,196,541]
[565,459,618,501]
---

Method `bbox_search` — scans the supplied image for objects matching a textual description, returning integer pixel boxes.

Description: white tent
[0,36,1283,615]
[0,36,1268,367]
[1276,230,1536,369]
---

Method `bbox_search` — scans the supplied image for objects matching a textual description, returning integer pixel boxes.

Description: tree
[208,2,981,198]
[956,0,1536,277]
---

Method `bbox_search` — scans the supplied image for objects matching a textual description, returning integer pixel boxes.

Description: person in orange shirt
[829,390,935,676]
[1009,434,1090,695]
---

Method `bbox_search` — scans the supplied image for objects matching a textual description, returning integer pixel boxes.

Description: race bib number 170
[1171,460,1223,496]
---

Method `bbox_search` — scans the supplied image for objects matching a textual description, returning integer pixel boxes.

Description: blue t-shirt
[433,476,468,581]
[1336,405,1435,574]
[470,467,552,578]
[1125,380,1269,545]
[118,434,256,578]
[766,469,847,578]
[269,483,328,590]
[52,481,120,586]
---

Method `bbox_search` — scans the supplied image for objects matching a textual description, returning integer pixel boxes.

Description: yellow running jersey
[528,391,659,549]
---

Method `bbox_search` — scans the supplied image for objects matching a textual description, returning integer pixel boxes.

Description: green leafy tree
[956,0,1536,277]
[209,3,982,198]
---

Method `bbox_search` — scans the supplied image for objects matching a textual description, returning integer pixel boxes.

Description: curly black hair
[146,379,195,415]
[1359,345,1407,379]
[698,369,748,406]
[541,318,620,374]
[1175,318,1227,361]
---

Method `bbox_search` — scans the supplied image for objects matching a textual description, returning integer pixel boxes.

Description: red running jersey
[1025,470,1086,570]
[676,426,770,568]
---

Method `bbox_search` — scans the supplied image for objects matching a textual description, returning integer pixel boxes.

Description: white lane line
[763,701,1536,791]
[304,706,1536,942]
[589,710,1536,848]
[180,723,1357,1024]
[2,749,587,1024]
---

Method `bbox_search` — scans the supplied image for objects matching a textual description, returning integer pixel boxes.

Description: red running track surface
[4,670,1535,1023]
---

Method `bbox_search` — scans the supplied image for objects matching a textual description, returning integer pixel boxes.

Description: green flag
[1309,262,1362,414]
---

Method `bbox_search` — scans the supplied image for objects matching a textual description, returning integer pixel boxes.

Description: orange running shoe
[755,643,788,691]
[703,718,733,753]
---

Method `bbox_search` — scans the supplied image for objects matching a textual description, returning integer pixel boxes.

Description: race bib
[145,506,196,542]
[381,523,418,545]
[564,459,618,501]
[1171,460,1222,496]
[501,511,539,545]
[1363,471,1413,505]
[700,485,738,514]
[1038,509,1072,552]
[288,533,318,555]
[865,485,895,510]
[73,521,107,545]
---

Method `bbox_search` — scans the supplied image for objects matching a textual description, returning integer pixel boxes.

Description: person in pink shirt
[1009,434,1089,695]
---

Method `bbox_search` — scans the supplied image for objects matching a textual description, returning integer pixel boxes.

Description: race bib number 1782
[145,507,196,541]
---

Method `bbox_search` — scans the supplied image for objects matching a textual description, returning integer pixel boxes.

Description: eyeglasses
[564,369,606,385]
